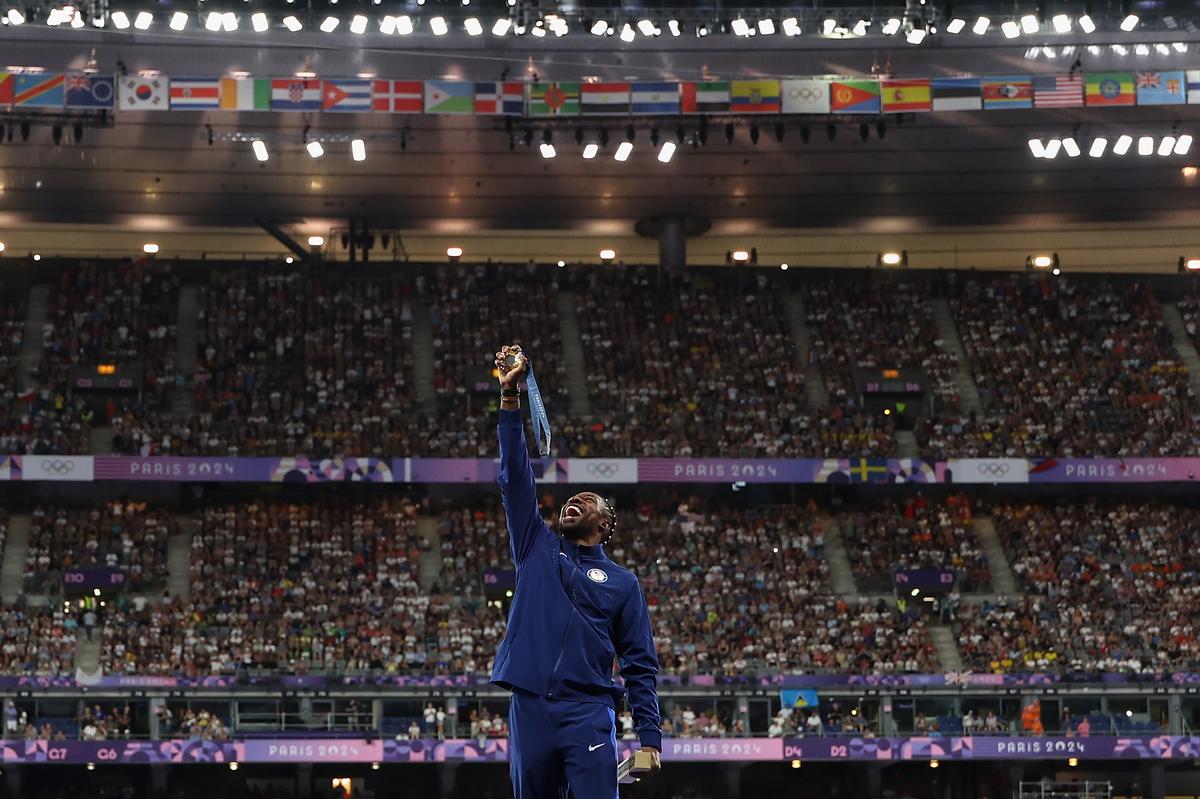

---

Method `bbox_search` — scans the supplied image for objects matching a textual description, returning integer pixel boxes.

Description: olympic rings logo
[787,87,824,102]
[587,462,620,477]
[39,459,76,475]
[975,462,1010,477]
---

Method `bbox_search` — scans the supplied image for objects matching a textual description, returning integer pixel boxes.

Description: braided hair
[602,497,618,546]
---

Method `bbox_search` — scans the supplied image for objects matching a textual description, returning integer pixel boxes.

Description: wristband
[500,388,521,399]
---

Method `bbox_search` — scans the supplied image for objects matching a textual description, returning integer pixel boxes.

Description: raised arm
[495,344,545,565]
[615,578,663,754]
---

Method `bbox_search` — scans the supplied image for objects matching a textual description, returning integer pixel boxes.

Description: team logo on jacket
[586,568,608,583]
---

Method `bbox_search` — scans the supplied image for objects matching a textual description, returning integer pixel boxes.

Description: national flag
[631,82,679,115]
[14,74,65,108]
[780,79,830,114]
[64,72,114,109]
[118,75,167,111]
[270,78,321,111]
[680,81,730,114]
[529,82,580,115]
[829,79,881,114]
[474,81,524,115]
[322,79,372,112]
[1032,74,1083,108]
[1085,72,1135,107]
[981,76,1033,109]
[882,79,932,112]
[0,73,11,105]
[730,80,780,113]
[931,77,982,111]
[169,77,220,110]
[219,78,270,111]
[780,689,820,708]
[372,80,423,113]
[580,82,630,115]
[425,80,474,114]
[1135,70,1186,106]
[1188,71,1200,104]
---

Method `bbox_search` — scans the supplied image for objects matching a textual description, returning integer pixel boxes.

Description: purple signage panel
[637,460,820,483]
[1028,458,1200,483]
[93,457,268,482]
[243,740,383,763]
[0,739,244,764]
[781,736,1200,762]
[893,569,956,590]
[63,568,126,592]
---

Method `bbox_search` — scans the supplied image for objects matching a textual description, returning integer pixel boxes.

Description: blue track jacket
[490,409,662,750]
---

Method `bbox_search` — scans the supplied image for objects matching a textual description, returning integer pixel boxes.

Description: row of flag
[2,70,1199,115]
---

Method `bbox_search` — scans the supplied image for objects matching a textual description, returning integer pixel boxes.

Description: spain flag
[1085,72,1135,107]
[882,79,932,112]
[730,80,781,113]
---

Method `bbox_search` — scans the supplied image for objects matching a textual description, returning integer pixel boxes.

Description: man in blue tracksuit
[491,344,662,799]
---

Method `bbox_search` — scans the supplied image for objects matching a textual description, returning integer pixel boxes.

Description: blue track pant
[508,689,619,799]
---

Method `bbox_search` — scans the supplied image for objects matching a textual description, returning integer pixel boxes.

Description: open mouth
[563,504,584,521]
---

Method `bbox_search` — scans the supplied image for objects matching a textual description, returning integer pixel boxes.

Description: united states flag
[1032,74,1084,108]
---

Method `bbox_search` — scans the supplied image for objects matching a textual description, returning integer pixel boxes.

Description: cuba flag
[781,689,820,709]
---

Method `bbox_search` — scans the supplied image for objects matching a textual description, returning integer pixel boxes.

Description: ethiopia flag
[1086,72,1135,107]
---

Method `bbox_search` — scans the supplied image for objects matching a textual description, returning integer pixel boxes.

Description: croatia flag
[270,79,322,111]
[474,81,524,115]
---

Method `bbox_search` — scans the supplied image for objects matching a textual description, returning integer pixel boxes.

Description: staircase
[16,285,50,386]
[929,298,984,415]
[1162,303,1200,394]
[416,517,443,594]
[172,283,201,416]
[819,515,857,596]
[895,430,920,459]
[73,634,101,676]
[929,626,964,672]
[411,303,437,416]
[973,518,1019,597]
[89,426,113,455]
[555,292,591,417]
[0,515,31,605]
[166,521,194,601]
[785,295,829,409]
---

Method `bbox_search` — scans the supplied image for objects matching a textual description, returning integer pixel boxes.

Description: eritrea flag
[829,79,880,114]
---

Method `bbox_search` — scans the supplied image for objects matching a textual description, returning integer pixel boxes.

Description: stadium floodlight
[1001,20,1019,38]
[1134,43,1149,55]
[758,18,775,35]
[1174,42,1188,53]
[599,249,616,262]
[1112,43,1128,55]
[252,140,269,161]
[133,11,151,29]
[308,235,325,247]
[946,18,965,33]
[614,141,633,161]
[906,26,927,44]
[780,264,789,271]
[251,12,268,31]
[730,16,750,36]
[464,17,483,35]
[1113,135,1133,155]
[539,142,556,158]
[781,17,800,36]
[637,18,655,35]
[378,15,396,34]
[222,11,236,30]
[1137,135,1153,156]
[972,16,989,34]
[1029,254,1055,269]
[1020,14,1038,34]
[822,18,836,34]
[851,18,868,36]
[282,14,302,30]
[204,11,221,30]
[169,11,187,29]
[306,140,325,158]
[6,8,22,24]
[1155,43,1170,55]
[1077,14,1095,32]
[446,247,463,260]
[1062,137,1081,157]
[879,251,904,266]
[1175,135,1193,155]
[1184,258,1200,271]
[1159,136,1177,156]
[1043,138,1062,158]
[582,143,599,159]
[1051,14,1070,32]
[732,250,750,263]
[111,10,130,28]
[1042,46,1057,59]
[657,141,676,163]
[429,16,448,35]
[619,22,634,41]
[881,17,901,34]
[1120,13,1138,31]
[667,19,680,36]
[70,10,82,27]
[1088,137,1107,157]
[351,138,366,162]
[1028,138,1046,158]
[1087,44,1101,55]
[349,14,367,34]
[492,18,511,35]
[143,242,159,254]
[589,19,607,35]
[319,16,338,32]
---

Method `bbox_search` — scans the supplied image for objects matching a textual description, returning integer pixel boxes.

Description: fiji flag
[14,74,65,108]
[1135,71,1186,105]
[64,72,114,109]
[781,689,820,709]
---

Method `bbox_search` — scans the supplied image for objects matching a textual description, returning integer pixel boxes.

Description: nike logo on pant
[588,743,606,751]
